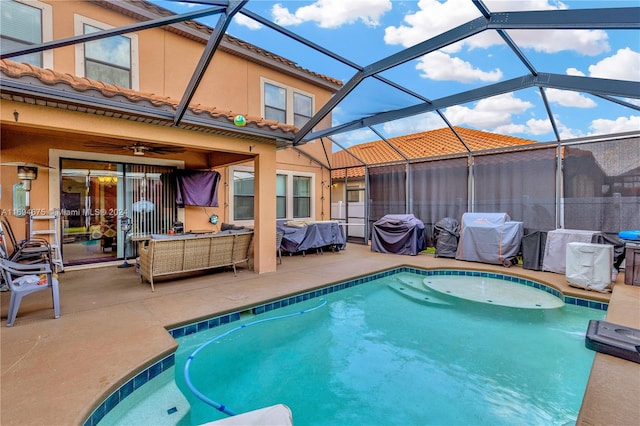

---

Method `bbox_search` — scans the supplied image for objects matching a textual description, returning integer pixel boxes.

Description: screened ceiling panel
[3,0,637,167]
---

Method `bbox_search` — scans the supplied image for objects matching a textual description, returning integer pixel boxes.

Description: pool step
[387,280,452,306]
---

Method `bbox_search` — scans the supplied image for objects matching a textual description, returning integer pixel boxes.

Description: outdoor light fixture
[17,166,37,190]
[0,161,55,236]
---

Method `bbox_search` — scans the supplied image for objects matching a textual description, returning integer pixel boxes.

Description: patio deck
[1,243,639,425]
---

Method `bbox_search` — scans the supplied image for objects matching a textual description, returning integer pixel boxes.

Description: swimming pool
[92,268,607,426]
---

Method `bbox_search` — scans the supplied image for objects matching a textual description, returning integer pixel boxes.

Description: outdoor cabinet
[624,243,640,286]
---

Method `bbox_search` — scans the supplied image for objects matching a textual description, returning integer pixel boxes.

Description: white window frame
[228,165,315,226]
[4,0,53,69]
[73,14,139,90]
[260,77,314,127]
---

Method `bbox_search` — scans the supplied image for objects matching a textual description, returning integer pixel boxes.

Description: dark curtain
[175,170,221,208]
[474,147,557,231]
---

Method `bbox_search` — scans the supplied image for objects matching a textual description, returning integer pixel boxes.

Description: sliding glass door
[60,160,175,266]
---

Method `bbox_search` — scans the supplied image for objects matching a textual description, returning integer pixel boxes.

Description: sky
[151,0,640,149]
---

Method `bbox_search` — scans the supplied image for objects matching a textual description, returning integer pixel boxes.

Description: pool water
[173,271,605,426]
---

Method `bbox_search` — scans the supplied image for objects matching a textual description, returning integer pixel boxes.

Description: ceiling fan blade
[83,141,185,155]
[84,142,129,151]
[151,146,186,154]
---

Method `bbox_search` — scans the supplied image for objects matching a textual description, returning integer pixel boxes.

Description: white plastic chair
[0,257,60,327]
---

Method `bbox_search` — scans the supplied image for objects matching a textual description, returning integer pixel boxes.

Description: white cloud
[383,0,480,50]
[272,0,392,28]
[624,98,640,107]
[558,126,580,139]
[331,128,380,149]
[416,51,502,83]
[492,123,528,135]
[566,67,585,77]
[233,13,262,30]
[384,0,609,55]
[525,118,553,135]
[444,93,533,128]
[507,29,609,56]
[588,48,640,81]
[381,112,444,136]
[544,88,597,108]
[590,115,640,134]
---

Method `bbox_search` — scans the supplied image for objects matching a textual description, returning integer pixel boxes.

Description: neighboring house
[0,0,342,273]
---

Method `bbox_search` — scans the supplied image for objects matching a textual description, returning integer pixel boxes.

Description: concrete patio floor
[1,243,639,425]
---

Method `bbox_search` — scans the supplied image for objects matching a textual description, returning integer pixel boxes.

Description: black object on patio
[371,214,426,256]
[434,217,460,258]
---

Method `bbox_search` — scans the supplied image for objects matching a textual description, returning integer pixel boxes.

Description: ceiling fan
[84,141,185,156]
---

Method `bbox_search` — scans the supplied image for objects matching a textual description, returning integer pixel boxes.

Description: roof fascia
[0,77,295,143]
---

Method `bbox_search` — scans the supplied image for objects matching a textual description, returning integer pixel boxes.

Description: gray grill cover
[371,214,426,256]
[456,213,523,265]
[434,217,460,258]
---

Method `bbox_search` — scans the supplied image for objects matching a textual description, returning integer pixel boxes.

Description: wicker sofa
[138,230,253,291]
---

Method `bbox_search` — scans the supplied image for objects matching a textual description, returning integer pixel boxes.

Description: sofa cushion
[221,223,246,231]
[217,228,252,235]
[150,233,196,240]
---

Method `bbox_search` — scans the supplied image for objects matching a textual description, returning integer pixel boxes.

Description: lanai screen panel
[410,157,469,227]
[368,163,406,222]
[473,147,557,231]
[563,136,640,233]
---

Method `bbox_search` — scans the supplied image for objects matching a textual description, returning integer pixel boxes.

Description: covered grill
[371,214,427,256]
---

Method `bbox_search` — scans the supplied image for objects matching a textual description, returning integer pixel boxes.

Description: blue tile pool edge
[84,266,607,426]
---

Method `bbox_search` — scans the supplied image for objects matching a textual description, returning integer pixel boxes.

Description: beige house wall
[0,1,340,273]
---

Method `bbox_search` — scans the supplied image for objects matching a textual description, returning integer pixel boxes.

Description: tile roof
[0,59,297,138]
[331,127,537,179]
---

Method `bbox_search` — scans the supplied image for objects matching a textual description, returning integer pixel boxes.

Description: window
[262,78,314,127]
[233,170,255,221]
[293,92,312,128]
[74,15,139,90]
[83,24,131,88]
[229,166,314,223]
[0,0,52,68]
[264,83,286,123]
[276,174,287,219]
[293,176,311,218]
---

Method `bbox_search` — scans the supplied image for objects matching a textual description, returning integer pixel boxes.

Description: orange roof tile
[0,59,297,136]
[331,127,536,179]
